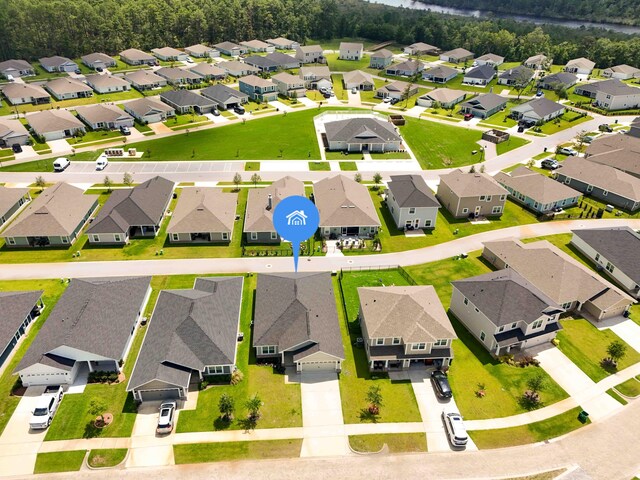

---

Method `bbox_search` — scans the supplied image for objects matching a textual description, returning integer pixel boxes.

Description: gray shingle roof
[189,63,226,78]
[124,70,165,86]
[0,59,32,72]
[495,167,580,204]
[75,104,133,125]
[127,277,243,390]
[499,65,534,83]
[85,74,130,90]
[39,56,75,69]
[160,90,216,109]
[324,117,400,145]
[119,49,155,62]
[16,276,151,373]
[155,67,202,82]
[1,83,49,101]
[438,169,508,197]
[265,52,300,67]
[442,48,473,59]
[86,176,174,235]
[510,97,564,119]
[340,42,363,51]
[558,157,640,202]
[464,64,495,80]
[371,48,394,58]
[124,97,174,118]
[423,65,458,79]
[585,134,640,177]
[387,175,440,208]
[460,93,507,112]
[244,176,304,232]
[81,53,115,65]
[541,72,577,88]
[314,175,381,228]
[244,55,279,69]
[201,84,249,104]
[253,272,344,360]
[0,291,42,351]
[27,110,85,135]
[0,186,29,219]
[167,188,237,234]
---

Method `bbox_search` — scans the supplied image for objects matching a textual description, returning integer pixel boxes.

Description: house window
[595,253,600,261]
[532,319,543,329]
[392,337,401,345]
[562,302,572,309]
[208,365,224,375]
[533,202,539,209]
[511,322,517,329]
[222,232,229,240]
[250,232,258,240]
[7,237,15,245]
[500,195,506,201]
[408,207,416,214]
[586,185,593,193]
[62,237,69,244]
[171,233,179,241]
[492,206,502,214]
[271,231,278,240]
[486,196,492,202]
[564,177,571,184]
[462,208,469,214]
[114,234,121,242]
[463,297,469,305]
[605,262,615,273]
[92,234,100,242]
[376,338,384,346]
[603,190,608,196]
[261,346,276,355]
[480,331,486,342]
[412,343,426,350]
[434,339,447,346]
[424,219,432,227]
[498,326,505,332]
[480,195,486,201]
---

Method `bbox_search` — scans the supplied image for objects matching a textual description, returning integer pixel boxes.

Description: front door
[474,206,481,216]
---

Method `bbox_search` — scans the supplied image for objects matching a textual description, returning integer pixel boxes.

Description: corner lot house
[266,37,300,50]
[339,42,364,61]
[81,53,116,70]
[369,49,394,69]
[127,277,243,402]
[295,45,324,64]
[1,183,98,247]
[498,65,534,86]
[119,48,157,66]
[386,60,423,77]
[553,157,640,212]
[594,81,640,111]
[439,48,474,64]
[376,80,418,101]
[475,53,504,67]
[585,134,640,179]
[386,174,440,229]
[240,40,275,53]
[39,56,77,73]
[0,119,30,147]
[324,117,402,152]
[185,44,219,58]
[314,175,381,238]
[238,75,278,102]
[539,72,577,90]
[422,65,458,84]
[462,64,496,86]
[404,42,438,56]
[214,41,246,57]
[85,74,131,94]
[201,84,249,110]
[167,188,237,243]
[495,167,580,214]
[571,227,640,298]
[189,63,227,81]
[155,67,202,85]
[15,277,151,387]
[86,176,174,244]
[0,291,43,368]
[160,90,217,114]
[0,59,35,79]
[358,285,457,371]
[124,70,168,91]
[437,169,508,218]
[564,57,595,75]
[244,176,304,244]
[524,54,551,70]
[151,47,188,62]
[75,104,135,130]
[482,239,634,321]
[2,83,50,105]
[299,66,332,90]
[510,97,565,124]
[218,60,259,77]
[342,70,374,90]
[451,269,563,356]
[459,93,507,119]
[44,77,93,100]
[253,272,344,372]
[602,64,640,80]
[271,72,306,98]
[416,88,466,109]
[27,110,85,141]
[124,97,175,123]
[0,186,30,226]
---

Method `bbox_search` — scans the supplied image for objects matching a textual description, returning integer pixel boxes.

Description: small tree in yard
[233,172,242,191]
[88,399,108,427]
[372,172,382,190]
[103,176,113,193]
[523,374,545,407]
[366,385,383,415]
[250,173,261,188]
[123,172,134,186]
[246,394,262,421]
[218,393,235,421]
[34,175,46,191]
[354,172,362,183]
[603,340,627,369]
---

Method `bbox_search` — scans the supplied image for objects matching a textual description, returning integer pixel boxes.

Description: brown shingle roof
[168,188,237,234]
[495,167,580,204]
[244,176,305,232]
[314,175,381,228]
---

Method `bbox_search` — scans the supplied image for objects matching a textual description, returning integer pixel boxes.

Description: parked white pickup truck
[29,385,63,430]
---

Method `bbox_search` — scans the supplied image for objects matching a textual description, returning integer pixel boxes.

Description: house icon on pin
[286,210,307,226]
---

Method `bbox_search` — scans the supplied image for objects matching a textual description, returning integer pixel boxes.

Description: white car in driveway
[29,386,63,430]
[156,401,176,434]
[442,407,468,447]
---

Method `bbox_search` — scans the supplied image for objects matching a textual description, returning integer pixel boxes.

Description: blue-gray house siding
[554,174,640,212]
[501,185,579,213]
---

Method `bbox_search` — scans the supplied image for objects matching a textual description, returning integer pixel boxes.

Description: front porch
[129,225,158,238]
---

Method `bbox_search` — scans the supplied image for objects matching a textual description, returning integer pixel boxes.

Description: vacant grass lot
[324,53,371,72]
[33,451,85,474]
[348,433,427,453]
[87,449,128,468]
[537,112,592,135]
[336,273,422,423]
[173,439,303,464]
[496,136,531,156]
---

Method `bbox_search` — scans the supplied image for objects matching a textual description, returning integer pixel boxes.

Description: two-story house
[271,72,306,98]
[339,42,364,61]
[386,174,440,230]
[295,45,324,64]
[436,169,508,219]
[238,75,278,102]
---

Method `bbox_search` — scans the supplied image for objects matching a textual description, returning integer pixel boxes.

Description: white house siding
[133,380,186,402]
[41,127,85,142]
[296,351,342,372]
[19,362,76,387]
[450,287,500,353]
[595,91,640,111]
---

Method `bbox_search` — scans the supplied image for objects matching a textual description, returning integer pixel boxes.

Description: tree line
[1,0,639,68]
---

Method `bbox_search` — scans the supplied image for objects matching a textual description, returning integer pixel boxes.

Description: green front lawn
[245,161,260,171]
[336,273,422,423]
[163,113,209,128]
[340,161,358,171]
[324,53,371,72]
[309,161,330,171]
[536,112,592,135]
[615,378,640,398]
[495,136,530,156]
[606,388,628,405]
[348,433,427,453]
[34,451,85,474]
[68,130,123,145]
[469,406,588,449]
[87,449,128,468]
[173,439,303,465]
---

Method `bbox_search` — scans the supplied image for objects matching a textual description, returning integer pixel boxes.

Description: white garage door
[140,388,180,402]
[299,361,336,372]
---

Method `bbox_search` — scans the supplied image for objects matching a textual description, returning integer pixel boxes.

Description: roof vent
[267,194,273,211]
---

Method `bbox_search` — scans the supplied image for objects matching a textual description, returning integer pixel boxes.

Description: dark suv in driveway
[431,370,452,399]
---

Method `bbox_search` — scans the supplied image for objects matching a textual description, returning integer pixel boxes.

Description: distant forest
[1,0,640,68]
[416,0,640,27]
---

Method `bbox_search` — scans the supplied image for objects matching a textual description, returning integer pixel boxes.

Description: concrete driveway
[126,401,175,468]
[48,138,72,154]
[299,372,348,457]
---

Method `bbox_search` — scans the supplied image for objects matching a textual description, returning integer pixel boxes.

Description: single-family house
[339,42,363,61]
[119,48,157,66]
[553,157,640,212]
[266,37,300,50]
[189,63,227,81]
[451,269,564,356]
[570,227,640,298]
[416,88,466,109]
[436,169,508,218]
[16,276,151,387]
[575,79,624,98]
[81,53,116,70]
[240,40,275,53]
[243,55,281,73]
[584,134,640,179]
[167,188,237,243]
[462,64,496,86]
[0,291,43,368]
[594,81,640,111]
[376,80,418,101]
[295,45,324,64]
[358,285,456,371]
[27,110,86,141]
[218,60,259,77]
[1,182,98,247]
[0,186,30,226]
[253,272,344,372]
[214,41,246,57]
[369,49,394,69]
[86,176,175,244]
[151,47,188,62]
[439,48,474,64]
[538,72,577,90]
[127,276,243,402]
[44,77,93,100]
[602,64,640,80]
[124,70,168,91]
[298,66,332,90]
[39,56,77,73]
[0,119,30,147]
[185,44,219,58]
[160,90,217,114]
[123,97,175,123]
[494,167,581,214]
[422,65,458,84]
[386,174,440,230]
[1,83,50,105]
[475,53,504,67]
[459,93,507,119]
[498,66,534,86]
[75,104,134,130]
[510,97,565,124]
[200,84,249,110]
[324,117,402,153]
[386,60,423,77]
[404,42,439,56]
[85,74,131,94]
[482,239,634,321]
[238,75,278,102]
[243,176,304,244]
[564,57,595,75]
[342,70,375,90]
[155,67,202,85]
[265,52,301,70]
[524,54,551,70]
[314,175,381,238]
[0,59,35,79]
[271,72,306,98]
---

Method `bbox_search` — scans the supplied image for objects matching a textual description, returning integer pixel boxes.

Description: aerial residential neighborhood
[0,0,639,479]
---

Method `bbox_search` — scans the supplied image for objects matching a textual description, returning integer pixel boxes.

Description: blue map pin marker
[273,195,320,272]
